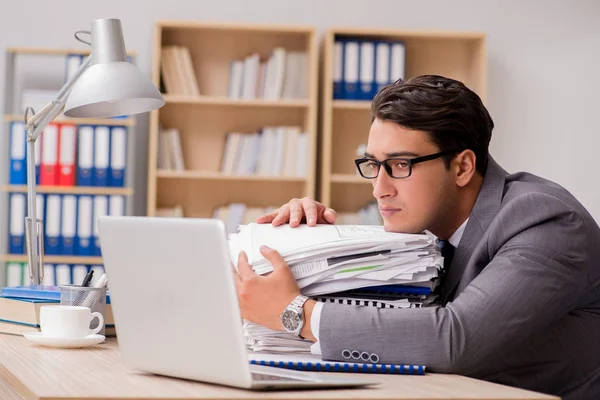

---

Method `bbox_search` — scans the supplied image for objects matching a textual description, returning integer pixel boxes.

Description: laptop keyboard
[251,372,309,382]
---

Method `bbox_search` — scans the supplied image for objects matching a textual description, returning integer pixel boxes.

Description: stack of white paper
[243,322,314,354]
[229,223,443,355]
[229,223,441,295]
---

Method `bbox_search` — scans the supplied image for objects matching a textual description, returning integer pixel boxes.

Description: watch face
[282,309,300,331]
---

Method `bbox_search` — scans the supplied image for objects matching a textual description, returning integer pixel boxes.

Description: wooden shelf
[332,100,372,110]
[157,105,307,173]
[4,114,136,127]
[6,47,136,57]
[147,21,319,219]
[157,20,318,34]
[0,255,103,264]
[157,170,306,182]
[162,95,310,108]
[330,174,372,184]
[156,178,305,219]
[330,27,486,40]
[2,185,134,196]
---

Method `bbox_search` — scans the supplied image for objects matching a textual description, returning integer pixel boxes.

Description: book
[1,286,62,301]
[0,295,116,336]
[0,319,116,337]
[248,353,425,375]
[0,319,43,335]
[1,286,111,304]
[0,297,58,325]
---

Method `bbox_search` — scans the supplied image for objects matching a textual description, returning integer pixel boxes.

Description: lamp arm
[23,53,90,286]
[25,54,91,139]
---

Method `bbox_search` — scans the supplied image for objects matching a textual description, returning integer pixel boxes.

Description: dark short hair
[371,75,493,175]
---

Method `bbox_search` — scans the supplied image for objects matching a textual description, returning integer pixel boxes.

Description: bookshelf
[147,21,319,226]
[319,28,487,222]
[0,47,138,286]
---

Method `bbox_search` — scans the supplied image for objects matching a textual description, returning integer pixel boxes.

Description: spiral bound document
[248,353,425,375]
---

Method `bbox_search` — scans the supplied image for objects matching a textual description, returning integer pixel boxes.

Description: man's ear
[454,150,477,188]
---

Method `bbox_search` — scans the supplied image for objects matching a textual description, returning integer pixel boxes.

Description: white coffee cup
[40,305,104,338]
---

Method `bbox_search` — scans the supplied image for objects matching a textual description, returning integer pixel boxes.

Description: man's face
[365,119,457,234]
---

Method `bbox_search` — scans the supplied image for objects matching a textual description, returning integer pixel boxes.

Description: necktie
[438,239,455,272]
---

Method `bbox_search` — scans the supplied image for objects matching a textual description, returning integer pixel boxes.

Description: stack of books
[227,47,308,100]
[160,45,200,96]
[220,127,308,177]
[0,286,115,336]
[229,223,442,355]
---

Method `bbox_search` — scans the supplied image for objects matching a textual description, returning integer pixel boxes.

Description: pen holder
[59,285,108,336]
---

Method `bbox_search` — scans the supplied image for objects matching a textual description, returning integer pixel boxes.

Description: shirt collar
[448,218,469,248]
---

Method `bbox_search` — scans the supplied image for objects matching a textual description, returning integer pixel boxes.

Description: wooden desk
[0,335,559,400]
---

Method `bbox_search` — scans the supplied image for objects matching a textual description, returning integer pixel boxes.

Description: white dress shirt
[309,218,469,355]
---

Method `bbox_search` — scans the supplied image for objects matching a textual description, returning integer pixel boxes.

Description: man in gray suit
[233,75,600,399]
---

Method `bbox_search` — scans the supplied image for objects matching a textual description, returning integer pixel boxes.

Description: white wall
[1,0,599,221]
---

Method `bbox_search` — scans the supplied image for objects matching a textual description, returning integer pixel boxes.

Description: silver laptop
[97,216,377,390]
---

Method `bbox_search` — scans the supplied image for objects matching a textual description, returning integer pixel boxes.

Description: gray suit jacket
[319,156,600,400]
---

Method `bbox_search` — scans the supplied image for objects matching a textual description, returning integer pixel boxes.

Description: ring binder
[249,357,425,375]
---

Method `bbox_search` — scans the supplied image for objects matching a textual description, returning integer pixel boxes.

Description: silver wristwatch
[281,295,309,336]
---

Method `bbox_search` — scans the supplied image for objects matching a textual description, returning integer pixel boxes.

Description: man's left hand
[233,245,301,331]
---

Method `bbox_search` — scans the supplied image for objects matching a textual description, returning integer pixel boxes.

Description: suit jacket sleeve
[318,192,592,373]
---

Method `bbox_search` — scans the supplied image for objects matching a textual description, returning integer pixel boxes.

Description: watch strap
[290,295,309,310]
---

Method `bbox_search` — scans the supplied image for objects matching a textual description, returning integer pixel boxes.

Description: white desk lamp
[23,18,164,286]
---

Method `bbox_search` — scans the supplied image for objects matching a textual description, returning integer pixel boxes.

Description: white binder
[45,195,62,255]
[92,195,108,256]
[76,196,93,256]
[61,195,77,255]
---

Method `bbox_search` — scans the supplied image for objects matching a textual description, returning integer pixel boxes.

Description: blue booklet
[1,286,62,300]
[1,286,111,304]
[248,353,425,375]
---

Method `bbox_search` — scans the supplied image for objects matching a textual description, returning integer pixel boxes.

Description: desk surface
[0,335,559,400]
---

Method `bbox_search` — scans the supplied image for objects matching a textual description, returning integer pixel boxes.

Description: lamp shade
[64,18,164,118]
[64,62,164,118]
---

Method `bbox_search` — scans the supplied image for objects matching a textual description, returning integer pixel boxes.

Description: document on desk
[248,352,426,375]
[234,224,444,357]
[229,223,433,270]
[244,322,314,354]
[229,223,441,296]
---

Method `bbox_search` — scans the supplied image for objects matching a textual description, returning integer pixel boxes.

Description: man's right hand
[256,197,337,228]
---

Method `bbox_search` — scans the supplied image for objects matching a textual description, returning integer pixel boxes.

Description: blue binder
[9,122,27,185]
[64,54,83,83]
[8,193,26,254]
[75,195,93,256]
[60,195,78,255]
[375,40,391,96]
[44,195,62,255]
[108,126,127,187]
[77,126,95,186]
[91,196,108,256]
[333,38,345,100]
[249,354,425,375]
[93,126,111,187]
[358,39,376,100]
[342,39,360,100]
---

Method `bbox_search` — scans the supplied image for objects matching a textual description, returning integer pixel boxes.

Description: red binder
[57,124,77,186]
[39,123,59,186]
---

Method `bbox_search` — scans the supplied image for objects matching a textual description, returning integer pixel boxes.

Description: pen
[81,273,108,309]
[94,273,108,288]
[81,270,94,287]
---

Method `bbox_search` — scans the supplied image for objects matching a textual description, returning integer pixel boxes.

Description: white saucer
[23,332,105,348]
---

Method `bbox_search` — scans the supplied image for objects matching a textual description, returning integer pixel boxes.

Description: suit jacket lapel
[440,156,507,304]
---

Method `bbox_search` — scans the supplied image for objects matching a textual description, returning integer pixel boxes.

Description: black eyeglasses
[354,151,453,179]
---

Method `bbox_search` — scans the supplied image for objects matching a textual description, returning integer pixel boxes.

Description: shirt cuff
[309,301,324,355]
